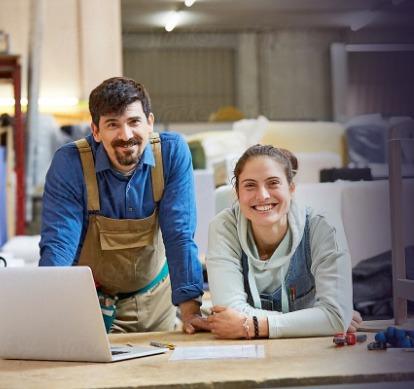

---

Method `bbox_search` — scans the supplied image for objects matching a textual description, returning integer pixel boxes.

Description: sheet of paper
[169,344,265,361]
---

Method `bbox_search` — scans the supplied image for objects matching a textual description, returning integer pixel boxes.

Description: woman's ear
[289,182,296,194]
[234,185,239,199]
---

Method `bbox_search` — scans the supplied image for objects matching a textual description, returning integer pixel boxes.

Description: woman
[206,145,362,339]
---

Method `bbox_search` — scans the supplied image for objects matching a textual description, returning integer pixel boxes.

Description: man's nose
[118,124,134,140]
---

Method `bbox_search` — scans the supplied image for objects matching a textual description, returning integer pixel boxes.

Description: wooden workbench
[0,331,413,388]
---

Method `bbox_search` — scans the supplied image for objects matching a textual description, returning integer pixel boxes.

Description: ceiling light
[165,11,180,32]
[184,0,196,7]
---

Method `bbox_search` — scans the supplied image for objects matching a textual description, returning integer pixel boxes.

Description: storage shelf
[0,55,25,235]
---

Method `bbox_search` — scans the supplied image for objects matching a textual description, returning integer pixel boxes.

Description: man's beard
[111,137,142,166]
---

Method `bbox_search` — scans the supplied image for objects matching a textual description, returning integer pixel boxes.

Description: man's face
[91,101,154,173]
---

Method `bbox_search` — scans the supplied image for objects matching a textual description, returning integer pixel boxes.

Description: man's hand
[179,299,211,334]
[347,310,363,333]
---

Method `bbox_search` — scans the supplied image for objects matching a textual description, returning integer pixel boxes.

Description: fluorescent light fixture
[184,0,196,7]
[0,97,16,106]
[0,96,79,107]
[39,96,79,107]
[0,97,28,106]
[165,10,180,32]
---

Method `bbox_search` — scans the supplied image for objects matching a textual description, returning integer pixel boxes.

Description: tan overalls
[75,133,176,333]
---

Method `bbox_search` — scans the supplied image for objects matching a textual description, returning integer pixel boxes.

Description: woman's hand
[347,310,363,333]
[207,306,249,339]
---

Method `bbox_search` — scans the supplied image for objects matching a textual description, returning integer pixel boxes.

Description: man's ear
[147,113,155,132]
[91,122,101,142]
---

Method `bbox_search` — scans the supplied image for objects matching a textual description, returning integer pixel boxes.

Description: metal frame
[0,55,25,235]
[331,43,414,122]
[388,127,414,324]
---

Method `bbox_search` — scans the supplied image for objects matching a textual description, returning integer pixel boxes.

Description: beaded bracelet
[242,316,251,339]
[253,316,259,338]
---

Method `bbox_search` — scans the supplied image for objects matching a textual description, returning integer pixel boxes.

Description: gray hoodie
[206,199,353,338]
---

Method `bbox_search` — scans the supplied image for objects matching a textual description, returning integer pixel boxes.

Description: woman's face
[237,156,294,229]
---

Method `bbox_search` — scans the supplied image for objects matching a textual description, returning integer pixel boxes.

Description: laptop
[0,266,168,362]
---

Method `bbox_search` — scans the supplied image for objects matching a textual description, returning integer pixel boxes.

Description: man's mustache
[111,138,141,148]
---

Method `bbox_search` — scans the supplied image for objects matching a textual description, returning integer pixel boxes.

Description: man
[39,77,208,334]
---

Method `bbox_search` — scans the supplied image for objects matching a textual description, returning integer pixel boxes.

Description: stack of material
[1,235,41,266]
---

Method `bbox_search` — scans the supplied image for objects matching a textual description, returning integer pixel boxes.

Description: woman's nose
[256,186,270,200]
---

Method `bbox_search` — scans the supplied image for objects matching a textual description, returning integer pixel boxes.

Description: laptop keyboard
[111,350,129,355]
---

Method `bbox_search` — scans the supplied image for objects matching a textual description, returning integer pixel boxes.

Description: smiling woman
[235,146,297,260]
[205,144,361,340]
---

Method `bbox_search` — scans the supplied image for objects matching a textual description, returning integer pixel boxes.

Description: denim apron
[74,133,175,332]
[241,214,316,313]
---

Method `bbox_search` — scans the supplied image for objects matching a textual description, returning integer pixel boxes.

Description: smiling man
[39,77,208,334]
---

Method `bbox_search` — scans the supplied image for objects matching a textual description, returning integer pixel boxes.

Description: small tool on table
[333,333,367,346]
[150,341,176,350]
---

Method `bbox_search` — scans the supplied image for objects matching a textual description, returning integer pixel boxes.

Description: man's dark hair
[89,77,152,126]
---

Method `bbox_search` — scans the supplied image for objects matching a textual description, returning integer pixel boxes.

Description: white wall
[0,0,122,103]
[123,29,343,121]
[123,27,414,122]
[0,0,30,100]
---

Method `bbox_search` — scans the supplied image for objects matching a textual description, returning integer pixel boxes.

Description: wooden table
[0,331,413,388]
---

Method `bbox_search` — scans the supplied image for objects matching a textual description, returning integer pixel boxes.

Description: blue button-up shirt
[39,132,203,305]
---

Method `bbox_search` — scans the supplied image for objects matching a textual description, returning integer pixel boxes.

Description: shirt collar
[95,141,155,173]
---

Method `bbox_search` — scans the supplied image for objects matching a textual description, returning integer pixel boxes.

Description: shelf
[0,55,25,235]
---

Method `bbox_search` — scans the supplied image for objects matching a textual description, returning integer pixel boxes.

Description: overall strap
[75,138,100,212]
[149,132,164,202]
[240,250,255,306]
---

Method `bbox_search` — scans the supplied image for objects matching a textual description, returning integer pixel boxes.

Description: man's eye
[269,181,279,186]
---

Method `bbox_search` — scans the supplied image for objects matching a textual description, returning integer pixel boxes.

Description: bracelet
[242,316,251,340]
[253,316,259,338]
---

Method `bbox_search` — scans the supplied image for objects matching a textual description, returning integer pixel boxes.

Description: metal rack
[0,55,25,235]
[388,127,414,324]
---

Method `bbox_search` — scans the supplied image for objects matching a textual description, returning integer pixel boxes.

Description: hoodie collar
[235,198,306,270]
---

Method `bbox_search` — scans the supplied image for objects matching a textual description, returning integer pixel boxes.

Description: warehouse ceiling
[121,0,414,32]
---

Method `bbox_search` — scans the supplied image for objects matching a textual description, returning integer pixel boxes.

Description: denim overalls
[241,214,316,313]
